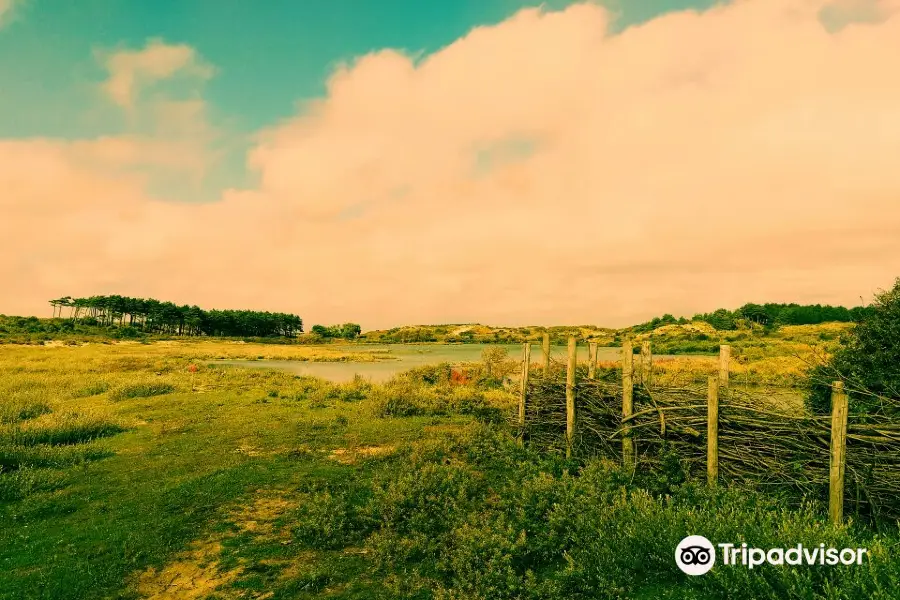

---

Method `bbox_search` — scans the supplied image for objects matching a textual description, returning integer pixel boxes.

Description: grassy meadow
[2,331,898,599]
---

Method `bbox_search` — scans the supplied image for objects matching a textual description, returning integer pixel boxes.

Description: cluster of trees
[48,295,303,338]
[807,279,900,414]
[310,323,362,340]
[632,303,873,333]
[721,303,871,328]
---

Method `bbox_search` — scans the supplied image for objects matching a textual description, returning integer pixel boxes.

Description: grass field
[2,340,897,599]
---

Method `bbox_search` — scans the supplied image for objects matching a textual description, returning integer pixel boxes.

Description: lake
[209,343,684,383]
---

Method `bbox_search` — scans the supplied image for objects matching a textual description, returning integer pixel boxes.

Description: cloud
[3,0,900,328]
[92,40,223,198]
[99,39,215,109]
[819,0,900,29]
[0,0,21,28]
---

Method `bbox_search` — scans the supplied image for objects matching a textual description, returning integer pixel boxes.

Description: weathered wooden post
[588,342,598,379]
[829,381,849,524]
[518,342,531,446]
[566,336,577,458]
[641,341,652,388]
[622,340,634,467]
[719,345,731,389]
[707,376,719,487]
[542,332,551,376]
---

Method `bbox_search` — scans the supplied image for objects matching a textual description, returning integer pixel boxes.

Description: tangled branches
[516,359,900,521]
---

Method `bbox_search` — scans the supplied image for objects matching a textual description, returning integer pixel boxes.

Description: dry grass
[135,540,240,600]
[24,339,390,363]
[329,445,396,464]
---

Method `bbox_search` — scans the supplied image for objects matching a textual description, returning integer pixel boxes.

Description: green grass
[109,382,176,401]
[0,400,52,424]
[0,443,113,470]
[0,417,127,447]
[72,381,111,398]
[0,342,896,599]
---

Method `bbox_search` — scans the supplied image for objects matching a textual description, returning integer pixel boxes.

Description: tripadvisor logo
[676,535,716,575]
[675,536,869,575]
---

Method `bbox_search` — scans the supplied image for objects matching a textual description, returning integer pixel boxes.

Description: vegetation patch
[71,380,111,398]
[0,414,126,447]
[0,442,112,471]
[110,382,176,401]
[0,399,52,424]
[806,278,900,415]
[133,539,240,600]
[1,320,898,599]
[329,445,396,465]
[0,467,68,502]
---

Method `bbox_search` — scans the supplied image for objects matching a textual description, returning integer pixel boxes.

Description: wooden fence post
[588,342,598,379]
[707,376,719,487]
[641,342,652,388]
[542,332,551,376]
[719,345,731,389]
[622,340,634,467]
[518,343,531,446]
[566,337,578,458]
[829,381,849,524]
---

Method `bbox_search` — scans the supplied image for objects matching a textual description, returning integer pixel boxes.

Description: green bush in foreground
[368,380,502,422]
[806,278,900,415]
[282,427,900,600]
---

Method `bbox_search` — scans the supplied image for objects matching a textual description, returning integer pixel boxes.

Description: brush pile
[519,359,900,521]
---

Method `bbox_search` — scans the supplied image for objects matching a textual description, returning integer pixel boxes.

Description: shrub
[112,326,141,339]
[368,379,502,421]
[290,489,373,550]
[360,449,900,600]
[367,461,485,553]
[368,380,442,417]
[806,278,900,414]
[335,375,372,402]
[401,363,454,386]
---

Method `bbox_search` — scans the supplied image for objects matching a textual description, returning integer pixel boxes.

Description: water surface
[210,343,681,383]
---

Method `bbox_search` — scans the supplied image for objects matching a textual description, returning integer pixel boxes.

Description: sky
[2,0,900,330]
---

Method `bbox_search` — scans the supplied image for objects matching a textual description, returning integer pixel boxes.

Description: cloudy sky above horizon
[2,0,900,329]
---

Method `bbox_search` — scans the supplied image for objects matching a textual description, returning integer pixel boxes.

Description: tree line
[310,323,362,340]
[48,295,303,338]
[632,302,874,333]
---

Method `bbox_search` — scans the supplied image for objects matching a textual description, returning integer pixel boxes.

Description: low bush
[274,425,900,599]
[368,379,503,422]
[289,488,374,550]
